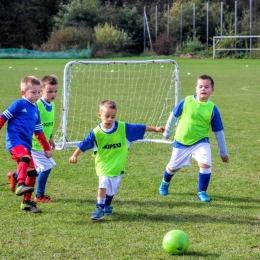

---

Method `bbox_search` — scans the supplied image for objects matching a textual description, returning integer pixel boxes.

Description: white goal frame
[213,35,260,58]
[54,59,179,150]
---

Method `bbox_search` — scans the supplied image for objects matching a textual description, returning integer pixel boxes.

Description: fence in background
[144,0,255,52]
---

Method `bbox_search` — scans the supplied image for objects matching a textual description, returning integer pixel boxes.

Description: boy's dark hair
[198,75,214,87]
[41,75,58,88]
[100,100,117,110]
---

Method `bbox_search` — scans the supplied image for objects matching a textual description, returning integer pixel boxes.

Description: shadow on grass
[181,251,220,258]
[56,192,260,206]
[210,194,260,203]
[107,211,260,226]
[64,205,260,227]
[51,192,260,226]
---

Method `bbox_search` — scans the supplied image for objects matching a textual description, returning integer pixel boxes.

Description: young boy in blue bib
[159,75,229,202]
[69,100,165,220]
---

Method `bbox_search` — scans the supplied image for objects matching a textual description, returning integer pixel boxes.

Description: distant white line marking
[241,86,260,92]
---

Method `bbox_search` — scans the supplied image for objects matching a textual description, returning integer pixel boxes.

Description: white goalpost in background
[213,35,260,58]
[54,59,180,150]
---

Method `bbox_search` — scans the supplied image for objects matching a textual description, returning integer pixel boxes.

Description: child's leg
[15,157,35,196]
[105,194,114,206]
[163,167,177,182]
[20,169,42,213]
[159,146,191,196]
[159,167,178,196]
[103,175,123,216]
[36,169,52,196]
[17,157,30,184]
[105,174,122,206]
[9,146,35,195]
[91,187,106,221]
[91,176,111,220]
[23,169,38,201]
[7,172,18,192]
[96,188,107,209]
[198,167,211,192]
[197,167,211,202]
[34,169,55,202]
[194,143,212,202]
[31,150,56,202]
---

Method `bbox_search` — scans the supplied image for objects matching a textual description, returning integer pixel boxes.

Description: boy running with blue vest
[7,75,58,204]
[0,76,52,213]
[159,75,229,202]
[69,100,165,221]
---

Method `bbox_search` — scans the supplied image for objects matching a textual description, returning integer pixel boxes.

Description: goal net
[54,59,179,150]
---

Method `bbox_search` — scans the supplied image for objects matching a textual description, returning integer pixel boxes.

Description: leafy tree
[53,0,144,54]
[94,22,133,53]
[0,0,67,49]
[1,0,260,56]
[53,0,104,29]
[40,26,93,51]
[116,5,144,53]
[170,0,207,43]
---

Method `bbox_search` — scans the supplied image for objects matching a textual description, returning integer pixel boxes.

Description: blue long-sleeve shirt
[164,95,228,156]
[78,121,146,152]
[1,97,43,152]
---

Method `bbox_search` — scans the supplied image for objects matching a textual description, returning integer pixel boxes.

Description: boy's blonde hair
[20,76,41,91]
[41,75,58,90]
[99,100,117,111]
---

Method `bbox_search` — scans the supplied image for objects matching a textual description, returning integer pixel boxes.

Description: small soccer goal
[54,59,180,150]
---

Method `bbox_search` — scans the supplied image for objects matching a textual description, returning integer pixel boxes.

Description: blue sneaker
[197,191,211,202]
[159,181,170,196]
[91,207,104,220]
[104,205,113,216]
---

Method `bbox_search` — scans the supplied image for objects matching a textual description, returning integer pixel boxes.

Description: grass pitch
[0,58,259,259]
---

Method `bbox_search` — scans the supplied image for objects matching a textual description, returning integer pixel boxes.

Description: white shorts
[31,150,56,173]
[98,174,123,196]
[167,142,212,170]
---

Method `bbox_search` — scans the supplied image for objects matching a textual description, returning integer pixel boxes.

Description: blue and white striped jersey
[1,97,43,152]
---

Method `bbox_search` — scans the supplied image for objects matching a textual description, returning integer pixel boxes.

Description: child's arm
[49,136,55,150]
[34,132,52,158]
[69,131,95,163]
[164,111,177,139]
[69,148,82,163]
[146,126,165,132]
[214,130,229,163]
[0,116,6,134]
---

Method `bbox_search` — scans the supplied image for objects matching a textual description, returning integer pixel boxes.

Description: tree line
[0,0,259,57]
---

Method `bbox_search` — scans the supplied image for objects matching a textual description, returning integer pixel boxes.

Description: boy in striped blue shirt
[0,76,52,213]
[7,75,58,204]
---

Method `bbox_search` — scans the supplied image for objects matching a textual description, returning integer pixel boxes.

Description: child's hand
[44,150,52,158]
[49,138,56,150]
[221,155,229,163]
[156,126,165,132]
[69,155,77,164]
[163,133,170,140]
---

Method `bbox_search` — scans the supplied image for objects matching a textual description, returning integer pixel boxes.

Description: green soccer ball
[162,229,189,255]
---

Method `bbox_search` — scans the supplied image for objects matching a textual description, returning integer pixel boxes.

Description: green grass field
[0,58,260,259]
